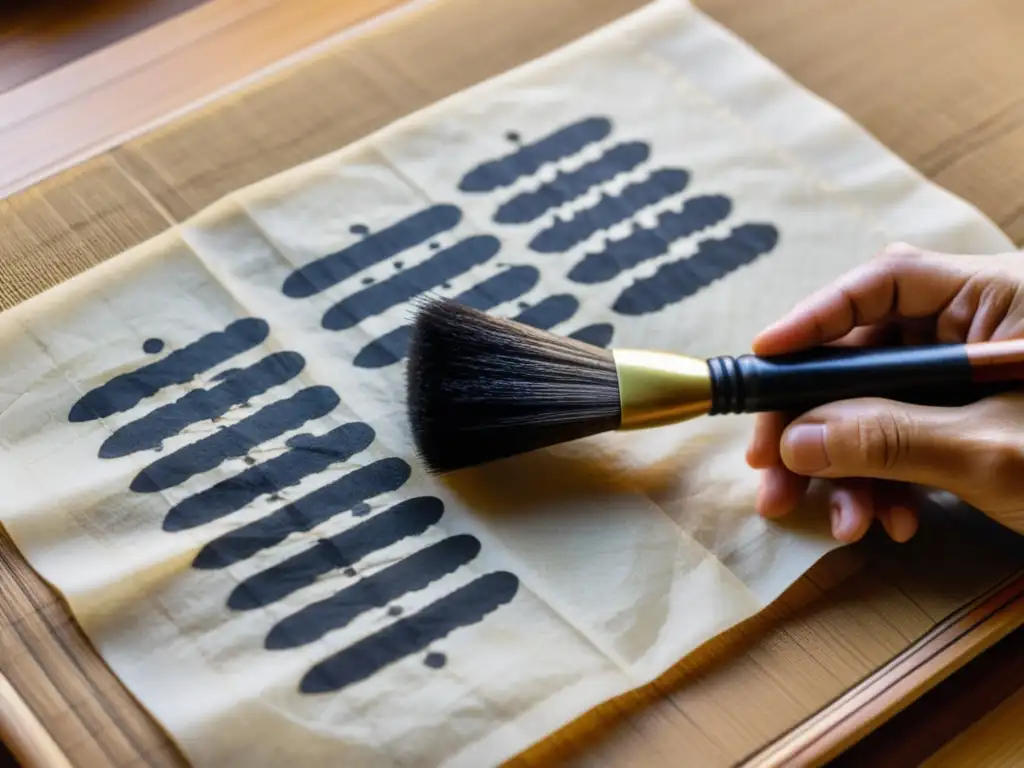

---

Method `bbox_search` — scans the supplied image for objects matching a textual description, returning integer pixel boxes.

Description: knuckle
[844,407,910,470]
[878,242,923,262]
[975,430,1024,493]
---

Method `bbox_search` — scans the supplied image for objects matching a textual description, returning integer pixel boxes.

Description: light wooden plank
[0,0,409,198]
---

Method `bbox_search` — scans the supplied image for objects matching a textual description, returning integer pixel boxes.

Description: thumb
[778,398,974,492]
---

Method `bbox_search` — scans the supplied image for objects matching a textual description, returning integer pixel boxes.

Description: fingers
[871,480,920,543]
[777,397,974,493]
[755,465,809,518]
[746,412,788,467]
[827,479,875,543]
[937,269,1020,343]
[757,471,920,543]
[752,244,972,356]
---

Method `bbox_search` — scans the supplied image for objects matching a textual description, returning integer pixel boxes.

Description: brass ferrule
[612,349,713,430]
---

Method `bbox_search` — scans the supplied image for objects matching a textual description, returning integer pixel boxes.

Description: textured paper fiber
[0,1,1012,766]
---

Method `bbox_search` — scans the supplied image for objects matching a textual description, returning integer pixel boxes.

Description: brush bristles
[406,298,622,473]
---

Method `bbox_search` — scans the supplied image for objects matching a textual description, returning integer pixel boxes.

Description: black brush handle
[707,343,1019,414]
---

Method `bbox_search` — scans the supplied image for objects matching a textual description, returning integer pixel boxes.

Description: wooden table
[1,1,1024,766]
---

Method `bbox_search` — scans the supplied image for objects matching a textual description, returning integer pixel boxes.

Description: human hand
[745,243,1024,542]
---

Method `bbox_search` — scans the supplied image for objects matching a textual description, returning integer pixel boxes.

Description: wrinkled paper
[0,1,1012,766]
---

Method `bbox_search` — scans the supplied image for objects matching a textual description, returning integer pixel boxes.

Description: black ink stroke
[300,571,519,693]
[70,318,269,422]
[567,323,615,348]
[193,457,412,569]
[265,535,481,649]
[163,422,375,531]
[73,312,523,697]
[529,168,690,253]
[493,141,650,225]
[322,235,500,330]
[228,496,445,610]
[130,385,339,493]
[282,205,461,299]
[569,194,733,284]
[613,223,780,315]
[101,351,304,458]
[458,117,612,193]
[511,294,578,330]
[353,265,539,369]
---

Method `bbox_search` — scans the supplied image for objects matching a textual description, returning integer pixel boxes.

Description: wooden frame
[740,572,1024,767]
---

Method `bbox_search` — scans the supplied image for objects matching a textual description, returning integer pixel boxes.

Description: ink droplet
[344,567,357,577]
[505,130,521,143]
[361,276,375,285]
[268,494,281,502]
[517,301,530,310]
[352,502,372,518]
[350,224,369,236]
[441,282,451,289]
[244,456,256,466]
[387,605,403,617]
[429,241,441,250]
[143,338,165,354]
[424,652,447,669]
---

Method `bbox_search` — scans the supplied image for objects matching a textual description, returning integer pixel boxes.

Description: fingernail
[782,424,830,473]
[829,501,843,538]
[755,482,768,515]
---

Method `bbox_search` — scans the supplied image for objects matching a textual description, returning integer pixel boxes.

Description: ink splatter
[143,338,165,354]
[424,652,447,669]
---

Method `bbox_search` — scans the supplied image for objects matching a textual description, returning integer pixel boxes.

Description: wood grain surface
[1,0,1024,766]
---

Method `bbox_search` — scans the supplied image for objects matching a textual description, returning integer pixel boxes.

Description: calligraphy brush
[405,297,1024,474]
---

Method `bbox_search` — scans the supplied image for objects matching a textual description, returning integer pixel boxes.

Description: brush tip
[405,298,621,474]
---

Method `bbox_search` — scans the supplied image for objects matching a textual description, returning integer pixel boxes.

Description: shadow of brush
[439,438,690,518]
